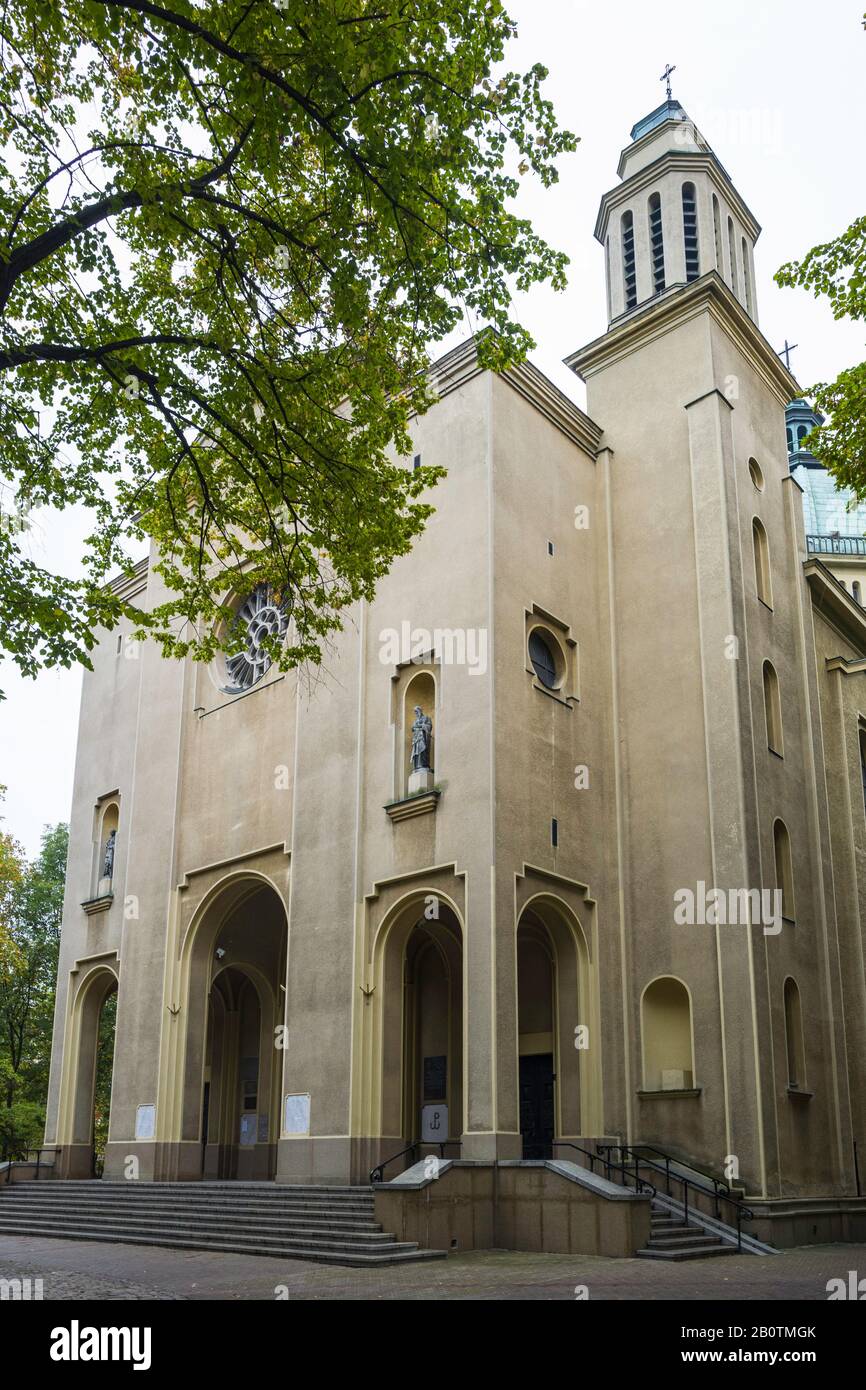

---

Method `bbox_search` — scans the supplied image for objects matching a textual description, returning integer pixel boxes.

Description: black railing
[626,1142,731,1217]
[370,1139,461,1185]
[552,1140,656,1200]
[2,1147,60,1184]
[806,534,866,556]
[598,1142,754,1251]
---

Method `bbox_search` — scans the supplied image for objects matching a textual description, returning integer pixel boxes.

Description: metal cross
[777,339,798,371]
[660,64,676,101]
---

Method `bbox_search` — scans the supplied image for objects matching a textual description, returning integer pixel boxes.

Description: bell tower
[598,94,761,326]
[564,92,813,1197]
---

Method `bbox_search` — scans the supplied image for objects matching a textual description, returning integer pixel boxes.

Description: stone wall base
[374,1159,652,1257]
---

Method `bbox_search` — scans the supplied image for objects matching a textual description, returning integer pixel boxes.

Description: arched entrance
[372,893,464,1164]
[516,896,598,1156]
[58,962,119,1178]
[179,878,287,1180]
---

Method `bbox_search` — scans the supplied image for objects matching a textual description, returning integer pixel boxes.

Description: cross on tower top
[660,63,676,101]
[777,339,798,371]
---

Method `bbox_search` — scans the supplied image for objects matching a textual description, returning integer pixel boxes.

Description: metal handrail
[599,1142,754,1250]
[622,1142,732,1213]
[370,1139,461,1185]
[2,1147,60,1184]
[552,1140,656,1200]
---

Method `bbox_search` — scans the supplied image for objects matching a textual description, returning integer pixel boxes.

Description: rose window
[223,585,288,692]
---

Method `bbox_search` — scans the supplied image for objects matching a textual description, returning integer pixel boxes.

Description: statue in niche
[102,828,116,880]
[410,705,433,772]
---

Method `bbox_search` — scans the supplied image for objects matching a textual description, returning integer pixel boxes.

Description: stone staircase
[637,1199,740,1260]
[0,1180,446,1267]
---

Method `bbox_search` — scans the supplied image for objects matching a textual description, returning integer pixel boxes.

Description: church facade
[43,98,866,1222]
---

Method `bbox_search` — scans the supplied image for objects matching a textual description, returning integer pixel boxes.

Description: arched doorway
[372,894,464,1164]
[516,896,598,1156]
[60,963,119,1178]
[517,922,555,1158]
[179,878,287,1180]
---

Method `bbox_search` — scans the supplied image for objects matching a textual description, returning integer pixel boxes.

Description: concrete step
[0,1220,445,1266]
[647,1232,724,1249]
[23,1181,374,1195]
[0,1196,375,1220]
[1,1185,374,1204]
[0,1179,446,1267]
[638,1243,739,1261]
[0,1215,417,1257]
[0,1212,393,1243]
[0,1201,381,1231]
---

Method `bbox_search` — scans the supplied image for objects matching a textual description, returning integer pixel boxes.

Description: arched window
[621,211,637,309]
[641,977,694,1090]
[786,426,795,455]
[741,237,752,314]
[797,424,808,448]
[712,195,723,275]
[727,216,739,298]
[763,661,783,755]
[648,193,665,293]
[774,819,795,922]
[682,182,699,281]
[752,517,772,607]
[854,581,862,606]
[783,978,805,1089]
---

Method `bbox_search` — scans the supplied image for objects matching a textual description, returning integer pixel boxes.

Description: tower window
[528,629,560,689]
[605,235,612,320]
[774,819,795,922]
[752,516,772,607]
[784,978,805,1089]
[786,426,795,455]
[712,195,723,276]
[727,216,739,299]
[648,193,665,294]
[682,183,699,282]
[621,210,637,309]
[797,425,808,448]
[763,660,783,756]
[741,237,752,314]
[413,454,422,470]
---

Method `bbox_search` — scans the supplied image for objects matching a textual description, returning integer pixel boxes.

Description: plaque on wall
[423,1054,447,1101]
[421,1103,448,1142]
[134,1104,155,1140]
[283,1093,311,1136]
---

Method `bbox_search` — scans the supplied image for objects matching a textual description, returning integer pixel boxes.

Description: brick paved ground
[2,1235,865,1300]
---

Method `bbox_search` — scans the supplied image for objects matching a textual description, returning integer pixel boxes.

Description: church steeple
[596,95,761,328]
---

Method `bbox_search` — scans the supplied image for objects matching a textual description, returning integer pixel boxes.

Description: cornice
[596,149,761,244]
[108,554,149,602]
[804,557,866,655]
[428,334,603,458]
[564,271,799,408]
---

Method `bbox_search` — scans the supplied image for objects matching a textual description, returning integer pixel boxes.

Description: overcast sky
[1,0,864,858]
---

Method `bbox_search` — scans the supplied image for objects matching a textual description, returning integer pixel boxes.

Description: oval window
[748,457,764,491]
[529,629,559,689]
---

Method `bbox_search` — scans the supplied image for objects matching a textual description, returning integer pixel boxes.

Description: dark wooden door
[519,1053,555,1159]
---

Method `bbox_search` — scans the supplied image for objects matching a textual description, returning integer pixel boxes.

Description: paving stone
[2,1234,866,1300]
